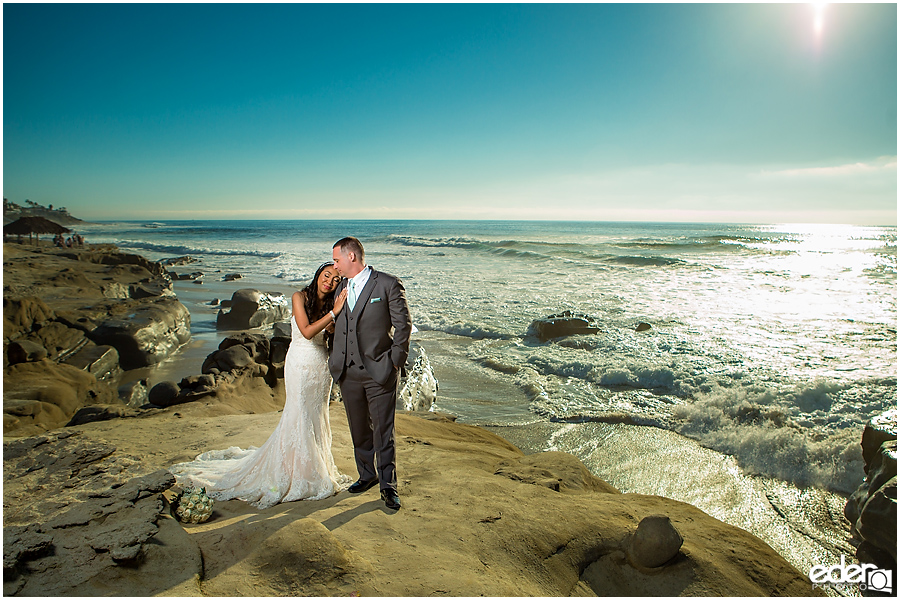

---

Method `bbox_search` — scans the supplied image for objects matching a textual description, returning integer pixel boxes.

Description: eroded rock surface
[3,245,192,436]
[216,288,290,330]
[2,430,195,596]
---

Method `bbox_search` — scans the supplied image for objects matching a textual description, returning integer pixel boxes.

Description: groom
[329,236,411,510]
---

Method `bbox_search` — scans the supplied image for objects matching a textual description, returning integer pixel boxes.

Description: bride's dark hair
[301,261,339,349]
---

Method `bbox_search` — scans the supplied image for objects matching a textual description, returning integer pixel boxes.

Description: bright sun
[812,2,827,36]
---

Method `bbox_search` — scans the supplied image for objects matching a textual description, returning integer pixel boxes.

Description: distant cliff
[3,198,86,226]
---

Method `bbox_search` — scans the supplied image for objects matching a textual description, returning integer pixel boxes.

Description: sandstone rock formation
[3,360,117,436]
[2,407,822,597]
[844,408,897,572]
[3,244,192,436]
[6,340,48,363]
[87,298,190,369]
[216,288,290,330]
[3,430,190,596]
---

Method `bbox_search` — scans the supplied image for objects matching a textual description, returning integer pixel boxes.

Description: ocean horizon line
[83,218,897,228]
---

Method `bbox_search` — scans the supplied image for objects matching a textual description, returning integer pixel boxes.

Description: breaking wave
[670,380,894,493]
[116,241,283,259]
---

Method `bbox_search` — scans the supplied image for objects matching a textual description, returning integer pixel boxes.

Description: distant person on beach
[329,236,412,510]
[170,262,352,508]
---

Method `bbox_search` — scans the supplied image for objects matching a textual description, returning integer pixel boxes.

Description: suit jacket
[329,268,412,386]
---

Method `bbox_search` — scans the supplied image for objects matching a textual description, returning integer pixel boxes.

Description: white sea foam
[111,240,283,259]
[671,380,893,493]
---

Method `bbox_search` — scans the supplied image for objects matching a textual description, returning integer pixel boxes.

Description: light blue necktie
[348,279,357,312]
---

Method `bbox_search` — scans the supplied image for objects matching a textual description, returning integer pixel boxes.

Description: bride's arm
[292,290,346,340]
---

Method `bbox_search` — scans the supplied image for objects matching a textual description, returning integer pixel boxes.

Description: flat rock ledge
[3,430,195,596]
[2,406,824,597]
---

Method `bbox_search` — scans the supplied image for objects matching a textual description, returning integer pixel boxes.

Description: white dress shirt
[348,266,371,311]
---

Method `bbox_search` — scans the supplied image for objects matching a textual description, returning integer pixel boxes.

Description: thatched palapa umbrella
[4,216,71,245]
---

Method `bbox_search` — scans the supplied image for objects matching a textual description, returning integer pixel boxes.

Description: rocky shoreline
[4,243,191,435]
[0,240,870,596]
[4,407,825,596]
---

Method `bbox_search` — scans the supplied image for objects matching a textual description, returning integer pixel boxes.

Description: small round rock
[626,514,684,568]
[148,381,181,407]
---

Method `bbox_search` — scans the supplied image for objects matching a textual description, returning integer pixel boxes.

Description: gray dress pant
[340,364,398,491]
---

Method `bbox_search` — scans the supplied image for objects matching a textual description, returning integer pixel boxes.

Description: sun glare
[812,3,827,36]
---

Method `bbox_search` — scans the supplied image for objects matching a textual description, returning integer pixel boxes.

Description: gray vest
[345,307,362,367]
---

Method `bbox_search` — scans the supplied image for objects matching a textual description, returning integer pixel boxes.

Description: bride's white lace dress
[169,317,351,509]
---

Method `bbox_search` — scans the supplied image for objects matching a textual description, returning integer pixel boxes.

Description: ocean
[78,219,896,587]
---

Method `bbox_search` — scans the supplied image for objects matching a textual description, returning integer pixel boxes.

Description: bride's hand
[325,323,335,334]
[332,289,348,314]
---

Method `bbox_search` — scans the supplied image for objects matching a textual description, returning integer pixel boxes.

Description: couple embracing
[171,237,411,511]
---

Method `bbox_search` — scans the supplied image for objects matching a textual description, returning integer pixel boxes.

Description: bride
[170,262,352,509]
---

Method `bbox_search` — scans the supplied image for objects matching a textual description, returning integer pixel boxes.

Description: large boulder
[219,332,271,363]
[272,321,292,338]
[268,324,292,379]
[527,311,600,342]
[861,409,897,471]
[203,345,255,372]
[88,298,191,370]
[216,289,290,330]
[844,409,897,572]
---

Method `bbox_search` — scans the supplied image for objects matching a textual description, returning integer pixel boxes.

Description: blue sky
[3,3,897,224]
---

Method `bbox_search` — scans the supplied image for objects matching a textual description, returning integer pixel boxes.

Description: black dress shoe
[348,479,378,494]
[381,488,401,510]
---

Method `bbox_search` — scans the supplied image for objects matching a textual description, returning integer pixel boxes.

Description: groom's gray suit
[329,268,412,492]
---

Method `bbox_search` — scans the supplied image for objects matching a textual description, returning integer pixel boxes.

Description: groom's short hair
[334,236,365,262]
